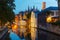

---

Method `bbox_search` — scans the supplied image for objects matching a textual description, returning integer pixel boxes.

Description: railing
[36,26,60,40]
[0,27,8,40]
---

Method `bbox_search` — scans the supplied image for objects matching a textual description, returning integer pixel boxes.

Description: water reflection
[9,32,25,40]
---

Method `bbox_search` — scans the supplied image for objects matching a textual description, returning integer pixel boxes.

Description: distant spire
[28,6,30,11]
[36,7,37,10]
[33,6,35,10]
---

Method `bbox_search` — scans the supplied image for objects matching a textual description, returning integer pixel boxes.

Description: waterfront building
[13,6,39,40]
[19,12,27,37]
[38,6,59,26]
[12,15,19,34]
[30,11,37,40]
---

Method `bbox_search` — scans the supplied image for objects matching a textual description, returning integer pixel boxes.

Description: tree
[0,0,15,26]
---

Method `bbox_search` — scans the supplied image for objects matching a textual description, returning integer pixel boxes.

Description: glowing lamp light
[46,16,52,23]
[14,25,17,29]
[12,24,18,30]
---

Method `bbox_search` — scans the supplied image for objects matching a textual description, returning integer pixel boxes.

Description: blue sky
[14,0,58,14]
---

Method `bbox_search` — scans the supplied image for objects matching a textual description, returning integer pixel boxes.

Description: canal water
[5,29,60,40]
[5,32,25,40]
[10,32,25,40]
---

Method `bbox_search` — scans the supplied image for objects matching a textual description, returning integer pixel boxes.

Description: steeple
[33,6,35,10]
[23,13,27,20]
[28,6,30,11]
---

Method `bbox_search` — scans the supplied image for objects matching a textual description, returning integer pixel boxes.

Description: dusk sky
[14,0,58,14]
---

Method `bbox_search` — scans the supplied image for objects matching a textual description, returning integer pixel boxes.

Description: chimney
[42,2,46,10]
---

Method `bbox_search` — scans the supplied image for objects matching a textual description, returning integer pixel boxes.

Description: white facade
[50,10,59,17]
[30,11,37,40]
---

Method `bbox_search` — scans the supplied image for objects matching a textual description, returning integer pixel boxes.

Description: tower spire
[33,6,35,10]
[28,6,30,11]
